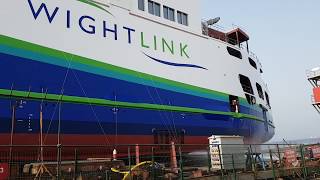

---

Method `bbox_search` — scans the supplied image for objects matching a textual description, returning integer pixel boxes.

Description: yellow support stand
[111,161,153,180]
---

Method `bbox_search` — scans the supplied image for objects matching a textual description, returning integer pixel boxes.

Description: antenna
[206,17,220,26]
[202,17,221,35]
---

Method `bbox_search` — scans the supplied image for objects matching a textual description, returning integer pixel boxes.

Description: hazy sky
[202,0,320,141]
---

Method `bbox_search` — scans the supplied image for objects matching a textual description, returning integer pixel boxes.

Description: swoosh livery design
[143,52,208,70]
[77,0,114,16]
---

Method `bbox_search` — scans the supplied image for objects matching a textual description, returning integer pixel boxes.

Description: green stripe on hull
[0,34,259,111]
[76,0,113,16]
[0,88,275,128]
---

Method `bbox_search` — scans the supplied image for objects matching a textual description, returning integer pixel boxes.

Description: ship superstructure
[0,0,274,147]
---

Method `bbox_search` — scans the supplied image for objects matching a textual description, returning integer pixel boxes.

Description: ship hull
[0,0,275,149]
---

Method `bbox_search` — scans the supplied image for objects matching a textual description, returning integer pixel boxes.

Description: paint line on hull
[0,88,275,128]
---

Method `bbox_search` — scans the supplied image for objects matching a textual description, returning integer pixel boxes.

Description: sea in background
[271,137,320,145]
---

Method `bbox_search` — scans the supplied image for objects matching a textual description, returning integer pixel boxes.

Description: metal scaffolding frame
[307,68,320,114]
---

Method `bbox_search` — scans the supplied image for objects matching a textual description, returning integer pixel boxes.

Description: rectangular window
[182,13,188,25]
[148,1,154,14]
[163,6,175,21]
[138,0,144,11]
[163,6,168,19]
[177,11,188,26]
[168,8,175,21]
[154,2,160,17]
[177,11,182,24]
[148,0,160,17]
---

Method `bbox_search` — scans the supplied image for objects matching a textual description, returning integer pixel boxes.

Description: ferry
[0,0,274,147]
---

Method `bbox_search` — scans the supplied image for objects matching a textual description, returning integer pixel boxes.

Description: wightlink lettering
[140,32,189,58]
[27,0,190,58]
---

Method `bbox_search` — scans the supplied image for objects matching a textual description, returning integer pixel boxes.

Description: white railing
[306,68,320,79]
[201,21,263,69]
[248,51,262,67]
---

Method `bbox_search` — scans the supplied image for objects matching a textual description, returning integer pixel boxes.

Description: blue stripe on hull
[0,52,262,117]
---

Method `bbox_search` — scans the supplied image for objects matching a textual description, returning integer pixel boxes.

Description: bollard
[135,144,140,165]
[269,149,276,180]
[113,148,117,161]
[170,142,178,173]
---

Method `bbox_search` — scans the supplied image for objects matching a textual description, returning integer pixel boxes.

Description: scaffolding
[307,67,320,113]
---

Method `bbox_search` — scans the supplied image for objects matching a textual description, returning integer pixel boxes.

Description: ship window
[239,74,254,95]
[163,6,175,21]
[177,11,188,26]
[227,47,242,59]
[256,83,264,100]
[229,95,240,113]
[245,94,256,105]
[138,0,145,11]
[265,92,271,108]
[148,0,160,17]
[249,57,257,69]
[260,69,263,73]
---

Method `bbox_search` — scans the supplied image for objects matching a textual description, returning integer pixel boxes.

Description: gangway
[307,67,320,113]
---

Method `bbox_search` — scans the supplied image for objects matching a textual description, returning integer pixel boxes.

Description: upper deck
[89,0,270,109]
[93,0,262,66]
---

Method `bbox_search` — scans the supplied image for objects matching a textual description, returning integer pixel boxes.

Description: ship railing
[0,143,319,179]
[249,51,261,65]
[311,95,320,113]
[206,31,261,65]
[306,69,320,79]
[202,21,262,67]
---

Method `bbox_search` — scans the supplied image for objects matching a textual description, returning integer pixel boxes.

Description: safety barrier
[1,143,320,179]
